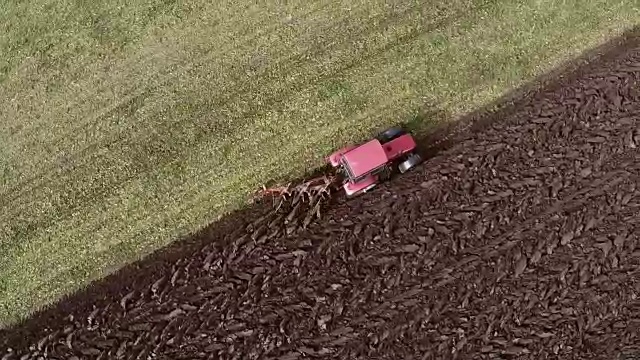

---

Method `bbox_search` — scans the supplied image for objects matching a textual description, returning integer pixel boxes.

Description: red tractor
[327,127,422,196]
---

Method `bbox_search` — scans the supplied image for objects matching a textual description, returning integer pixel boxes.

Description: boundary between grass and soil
[1,26,639,348]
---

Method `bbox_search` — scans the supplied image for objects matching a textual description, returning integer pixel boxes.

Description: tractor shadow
[2,25,640,350]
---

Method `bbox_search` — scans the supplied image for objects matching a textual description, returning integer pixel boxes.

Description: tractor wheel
[378,166,392,181]
[377,127,406,144]
[337,166,349,180]
[398,153,422,174]
[350,183,377,197]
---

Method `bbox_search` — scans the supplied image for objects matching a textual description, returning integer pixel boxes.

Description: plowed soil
[3,34,640,360]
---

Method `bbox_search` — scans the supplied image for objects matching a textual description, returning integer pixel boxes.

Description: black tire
[349,183,377,197]
[378,166,392,181]
[398,153,422,174]
[337,166,349,180]
[377,127,406,144]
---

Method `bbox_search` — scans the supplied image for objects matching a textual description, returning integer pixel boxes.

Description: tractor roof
[342,139,388,178]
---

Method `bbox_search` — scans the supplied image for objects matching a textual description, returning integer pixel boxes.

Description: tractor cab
[339,139,389,181]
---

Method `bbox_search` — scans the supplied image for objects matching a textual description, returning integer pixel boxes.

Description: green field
[0,0,638,326]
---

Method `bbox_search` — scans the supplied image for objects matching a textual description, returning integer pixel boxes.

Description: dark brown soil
[3,29,640,360]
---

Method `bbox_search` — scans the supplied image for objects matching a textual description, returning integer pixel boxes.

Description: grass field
[0,0,638,327]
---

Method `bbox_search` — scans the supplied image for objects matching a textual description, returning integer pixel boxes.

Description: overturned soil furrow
[3,32,640,360]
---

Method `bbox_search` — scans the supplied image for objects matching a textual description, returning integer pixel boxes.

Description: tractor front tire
[398,153,422,174]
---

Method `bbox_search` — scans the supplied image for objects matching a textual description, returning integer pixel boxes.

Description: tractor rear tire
[350,183,377,197]
[378,166,392,181]
[377,127,406,144]
[398,153,422,174]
